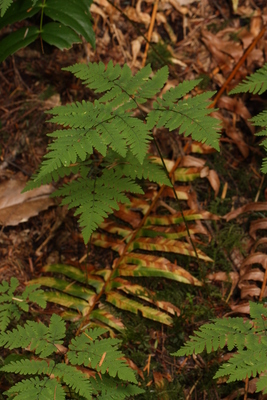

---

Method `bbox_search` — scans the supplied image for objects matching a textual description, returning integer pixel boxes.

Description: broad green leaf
[0,0,41,28]
[41,22,82,50]
[44,0,95,48]
[0,26,39,62]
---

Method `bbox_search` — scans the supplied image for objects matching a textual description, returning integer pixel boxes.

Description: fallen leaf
[0,179,55,226]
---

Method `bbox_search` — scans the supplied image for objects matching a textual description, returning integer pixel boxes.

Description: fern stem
[39,0,46,54]
[152,133,201,268]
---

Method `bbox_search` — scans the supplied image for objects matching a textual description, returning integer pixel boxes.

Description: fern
[230,63,267,95]
[173,301,267,394]
[24,62,220,242]
[0,277,46,332]
[230,62,267,173]
[0,0,12,16]
[0,314,143,399]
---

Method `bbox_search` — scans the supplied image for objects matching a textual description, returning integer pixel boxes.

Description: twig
[209,25,266,108]
[142,0,159,67]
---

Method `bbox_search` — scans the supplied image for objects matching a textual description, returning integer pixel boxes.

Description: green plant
[173,301,267,394]
[0,277,46,332]
[0,315,143,399]
[230,63,267,173]
[24,61,220,243]
[0,0,95,62]
[174,62,267,395]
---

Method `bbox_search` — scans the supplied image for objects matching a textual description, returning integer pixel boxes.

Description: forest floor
[1,0,267,399]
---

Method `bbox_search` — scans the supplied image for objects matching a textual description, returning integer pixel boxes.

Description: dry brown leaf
[225,127,249,158]
[224,202,267,221]
[207,169,220,197]
[240,252,267,269]
[217,96,254,134]
[0,197,55,226]
[239,284,263,299]
[230,302,250,314]
[0,179,55,226]
[239,268,264,283]
[136,0,151,26]
[179,155,206,168]
[42,94,61,110]
[168,0,190,15]
[249,218,267,240]
[0,179,54,209]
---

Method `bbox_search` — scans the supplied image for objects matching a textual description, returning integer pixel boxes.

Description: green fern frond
[25,61,220,241]
[174,301,267,394]
[1,315,141,399]
[25,162,81,190]
[91,375,144,399]
[0,0,13,17]
[55,169,143,242]
[2,358,55,375]
[250,110,267,173]
[257,372,267,394]
[214,349,267,382]
[3,376,65,400]
[230,64,267,95]
[0,314,65,357]
[104,150,171,186]
[53,363,92,399]
[173,317,252,356]
[0,278,46,332]
[63,61,168,103]
[147,88,220,150]
[68,328,137,383]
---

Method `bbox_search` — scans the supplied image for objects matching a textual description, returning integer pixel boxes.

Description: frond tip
[173,301,267,394]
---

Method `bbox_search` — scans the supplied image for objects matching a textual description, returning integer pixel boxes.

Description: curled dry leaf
[0,179,55,226]
[207,271,239,297]
[249,218,267,240]
[217,96,254,134]
[225,128,249,158]
[230,302,250,314]
[224,202,267,222]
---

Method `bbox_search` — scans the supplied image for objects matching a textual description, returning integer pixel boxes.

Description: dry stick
[153,136,201,267]
[142,0,159,67]
[209,25,266,109]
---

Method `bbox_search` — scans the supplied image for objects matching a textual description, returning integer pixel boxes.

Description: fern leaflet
[68,327,137,383]
[54,168,143,242]
[0,314,142,399]
[4,377,65,400]
[230,64,267,95]
[147,87,220,150]
[0,314,65,357]
[0,0,13,17]
[174,301,267,394]
[0,278,46,332]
